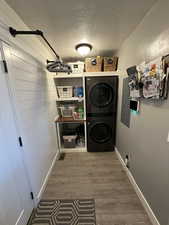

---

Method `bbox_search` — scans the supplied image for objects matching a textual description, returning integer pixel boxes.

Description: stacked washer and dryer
[85,76,118,152]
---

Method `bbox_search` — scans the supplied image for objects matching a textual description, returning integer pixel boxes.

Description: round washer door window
[90,122,112,143]
[90,83,114,108]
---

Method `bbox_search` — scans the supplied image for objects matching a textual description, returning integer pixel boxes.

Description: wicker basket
[85,56,103,72]
[57,86,73,98]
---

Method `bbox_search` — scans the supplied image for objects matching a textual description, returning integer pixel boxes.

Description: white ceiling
[6,0,157,61]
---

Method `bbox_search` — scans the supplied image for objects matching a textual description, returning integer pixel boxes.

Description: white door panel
[0,42,33,225]
[2,42,57,201]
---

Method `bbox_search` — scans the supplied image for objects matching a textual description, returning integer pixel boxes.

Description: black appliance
[86,76,118,152]
[86,76,118,116]
[87,117,116,152]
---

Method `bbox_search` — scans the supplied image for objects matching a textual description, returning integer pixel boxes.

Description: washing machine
[87,116,116,152]
[86,76,118,116]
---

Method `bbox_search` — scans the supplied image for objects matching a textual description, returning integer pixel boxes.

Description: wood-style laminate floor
[43,152,152,225]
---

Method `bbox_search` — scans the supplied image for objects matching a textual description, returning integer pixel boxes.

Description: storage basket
[103,57,118,71]
[85,56,103,72]
[63,135,77,148]
[68,61,84,74]
[59,106,75,117]
[73,86,83,97]
[57,86,73,98]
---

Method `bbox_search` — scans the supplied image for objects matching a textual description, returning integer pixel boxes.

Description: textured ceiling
[6,0,156,61]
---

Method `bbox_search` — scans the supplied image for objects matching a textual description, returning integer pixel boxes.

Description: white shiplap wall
[0,0,59,203]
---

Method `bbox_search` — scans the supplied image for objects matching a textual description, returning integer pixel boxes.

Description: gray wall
[116,1,169,225]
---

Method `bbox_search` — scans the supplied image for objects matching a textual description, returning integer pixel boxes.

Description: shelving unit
[54,71,120,153]
[55,116,85,123]
[53,73,84,78]
[53,71,120,79]
[54,75,87,153]
[56,97,84,102]
[60,147,87,152]
[55,121,87,153]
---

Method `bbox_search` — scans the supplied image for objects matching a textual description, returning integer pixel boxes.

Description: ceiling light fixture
[75,43,92,56]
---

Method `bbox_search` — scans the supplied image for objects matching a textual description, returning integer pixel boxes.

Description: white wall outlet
[167,132,169,143]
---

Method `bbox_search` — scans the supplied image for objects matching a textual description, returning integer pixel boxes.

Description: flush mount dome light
[75,43,92,56]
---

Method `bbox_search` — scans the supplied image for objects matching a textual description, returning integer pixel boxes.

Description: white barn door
[0,42,34,225]
[2,41,58,202]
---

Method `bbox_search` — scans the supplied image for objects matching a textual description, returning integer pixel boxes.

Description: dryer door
[87,118,115,152]
[90,83,114,108]
[86,76,118,115]
[90,122,112,143]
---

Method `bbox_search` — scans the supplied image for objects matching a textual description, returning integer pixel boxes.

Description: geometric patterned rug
[30,199,96,225]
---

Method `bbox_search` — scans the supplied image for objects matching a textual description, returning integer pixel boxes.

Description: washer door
[90,83,114,108]
[90,122,112,143]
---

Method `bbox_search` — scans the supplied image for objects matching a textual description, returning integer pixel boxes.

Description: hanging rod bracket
[9,27,43,37]
[9,27,60,60]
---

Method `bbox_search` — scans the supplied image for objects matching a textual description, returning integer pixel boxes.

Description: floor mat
[30,199,96,225]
